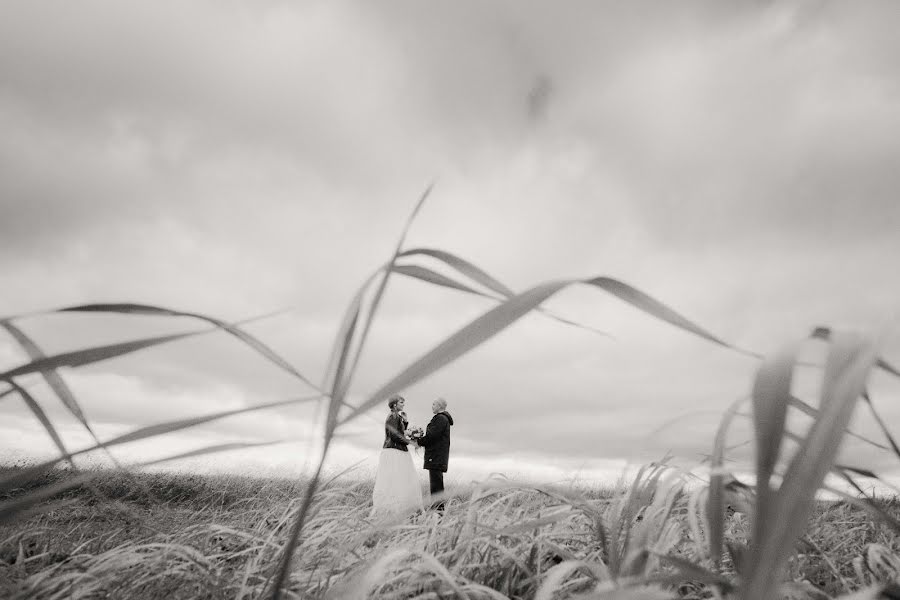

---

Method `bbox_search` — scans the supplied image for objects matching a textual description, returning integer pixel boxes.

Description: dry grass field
[2,463,900,599]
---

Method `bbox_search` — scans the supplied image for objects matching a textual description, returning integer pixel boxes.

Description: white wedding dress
[371,448,424,518]
[371,412,423,519]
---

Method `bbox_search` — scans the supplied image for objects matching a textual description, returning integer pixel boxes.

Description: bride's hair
[387,395,404,411]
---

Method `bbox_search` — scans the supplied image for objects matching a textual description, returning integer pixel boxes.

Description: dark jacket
[382,412,409,452]
[417,411,453,472]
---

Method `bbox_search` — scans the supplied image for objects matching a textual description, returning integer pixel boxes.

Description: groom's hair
[434,398,447,411]
[387,395,404,410]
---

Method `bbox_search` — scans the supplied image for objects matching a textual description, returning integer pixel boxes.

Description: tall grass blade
[742,333,879,599]
[0,320,91,427]
[85,395,319,453]
[399,247,515,297]
[0,331,199,381]
[608,463,650,577]
[393,264,497,298]
[320,271,376,393]
[269,185,435,600]
[395,259,612,337]
[338,183,434,400]
[862,390,900,461]
[139,439,286,467]
[0,394,321,493]
[343,275,736,423]
[324,294,363,437]
[748,343,797,566]
[344,280,571,422]
[57,303,318,390]
[583,277,749,355]
[812,326,900,379]
[7,380,70,459]
[0,320,132,476]
[707,396,748,568]
[789,395,889,451]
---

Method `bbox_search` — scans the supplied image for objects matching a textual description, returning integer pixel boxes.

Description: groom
[416,397,453,511]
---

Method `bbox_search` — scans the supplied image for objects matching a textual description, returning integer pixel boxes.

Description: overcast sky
[3,0,900,485]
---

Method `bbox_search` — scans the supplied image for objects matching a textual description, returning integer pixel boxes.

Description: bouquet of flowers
[406,425,424,454]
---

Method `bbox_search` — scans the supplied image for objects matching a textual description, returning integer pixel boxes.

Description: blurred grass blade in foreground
[399,247,516,297]
[0,394,321,494]
[0,320,93,432]
[267,184,434,600]
[706,396,748,568]
[344,274,740,423]
[394,256,612,337]
[6,380,70,460]
[0,331,200,381]
[742,332,880,600]
[55,303,319,391]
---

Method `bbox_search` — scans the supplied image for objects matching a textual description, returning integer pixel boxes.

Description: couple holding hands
[371,395,454,517]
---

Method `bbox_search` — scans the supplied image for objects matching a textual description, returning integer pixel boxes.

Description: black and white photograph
[2,1,900,598]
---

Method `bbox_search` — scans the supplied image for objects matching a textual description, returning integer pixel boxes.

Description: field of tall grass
[2,191,900,598]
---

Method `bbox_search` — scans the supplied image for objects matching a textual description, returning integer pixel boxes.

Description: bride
[371,395,424,518]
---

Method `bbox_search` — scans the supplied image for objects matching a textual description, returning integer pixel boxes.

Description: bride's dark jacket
[382,411,409,452]
[417,411,453,472]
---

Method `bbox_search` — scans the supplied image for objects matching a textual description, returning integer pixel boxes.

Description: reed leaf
[395,258,612,337]
[742,333,879,599]
[707,396,748,568]
[320,271,375,396]
[0,320,91,428]
[0,320,131,476]
[337,183,434,402]
[393,263,497,298]
[583,277,742,354]
[138,439,286,467]
[0,394,321,493]
[343,275,737,424]
[0,331,199,381]
[56,303,318,390]
[862,390,900,461]
[749,342,797,564]
[398,247,515,298]
[344,280,571,423]
[788,395,889,451]
[82,395,319,455]
[812,326,900,379]
[269,185,434,600]
[7,380,70,459]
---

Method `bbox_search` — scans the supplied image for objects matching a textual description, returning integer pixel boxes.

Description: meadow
[3,193,900,598]
[2,463,900,599]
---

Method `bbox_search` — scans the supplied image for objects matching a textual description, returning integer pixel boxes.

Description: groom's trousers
[428,469,445,511]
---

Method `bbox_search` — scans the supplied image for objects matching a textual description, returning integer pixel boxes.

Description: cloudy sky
[2,0,900,485]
